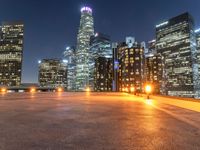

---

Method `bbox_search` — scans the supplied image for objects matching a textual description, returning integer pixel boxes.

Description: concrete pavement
[0,92,200,150]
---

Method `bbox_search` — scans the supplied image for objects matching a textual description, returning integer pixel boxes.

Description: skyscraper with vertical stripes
[75,6,94,91]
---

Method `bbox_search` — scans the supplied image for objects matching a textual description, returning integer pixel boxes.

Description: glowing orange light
[1,88,7,93]
[130,87,135,92]
[30,88,36,93]
[145,85,152,94]
[57,87,63,92]
[86,87,90,92]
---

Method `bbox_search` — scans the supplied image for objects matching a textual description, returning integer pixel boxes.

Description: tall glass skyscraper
[0,21,24,87]
[156,12,199,98]
[63,46,76,91]
[89,33,112,90]
[75,6,94,91]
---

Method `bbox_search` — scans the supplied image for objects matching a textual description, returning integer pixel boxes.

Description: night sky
[0,0,199,83]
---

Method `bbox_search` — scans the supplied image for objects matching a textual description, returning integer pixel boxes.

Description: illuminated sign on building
[81,7,92,13]
[114,61,119,70]
[156,21,169,28]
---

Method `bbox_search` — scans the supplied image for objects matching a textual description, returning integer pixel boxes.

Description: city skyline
[0,0,200,83]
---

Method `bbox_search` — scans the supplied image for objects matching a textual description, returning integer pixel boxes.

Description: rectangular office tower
[0,22,24,86]
[38,59,67,89]
[94,57,113,92]
[118,37,144,93]
[145,54,163,94]
[156,13,199,98]
[89,33,112,91]
[196,29,200,74]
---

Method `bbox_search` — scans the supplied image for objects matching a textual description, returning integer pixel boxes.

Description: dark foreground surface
[0,92,200,150]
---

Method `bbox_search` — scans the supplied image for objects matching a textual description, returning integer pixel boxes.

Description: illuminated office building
[94,57,113,92]
[145,54,163,94]
[63,46,76,91]
[89,33,112,90]
[156,12,199,98]
[147,39,156,54]
[75,6,94,91]
[118,37,145,93]
[0,21,24,87]
[195,29,200,75]
[38,59,67,89]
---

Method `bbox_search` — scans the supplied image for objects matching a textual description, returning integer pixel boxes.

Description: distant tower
[38,59,67,89]
[63,46,76,91]
[75,6,94,91]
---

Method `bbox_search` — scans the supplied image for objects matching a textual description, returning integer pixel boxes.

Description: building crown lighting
[81,7,92,13]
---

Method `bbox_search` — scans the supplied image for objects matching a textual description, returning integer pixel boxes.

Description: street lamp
[57,87,63,92]
[130,87,135,93]
[30,87,36,93]
[86,87,90,92]
[145,85,152,99]
[1,88,7,93]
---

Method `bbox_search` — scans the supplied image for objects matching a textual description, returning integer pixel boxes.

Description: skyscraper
[63,46,76,91]
[156,12,199,98]
[0,21,24,87]
[118,37,145,93]
[89,33,112,90]
[75,6,94,91]
[145,54,163,94]
[195,29,200,75]
[94,57,113,92]
[38,59,67,89]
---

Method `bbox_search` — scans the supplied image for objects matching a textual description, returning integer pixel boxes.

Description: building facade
[89,33,112,90]
[94,57,113,92]
[38,59,67,89]
[195,29,200,75]
[63,46,76,91]
[147,39,156,54]
[118,37,145,93]
[145,54,163,94]
[0,21,24,87]
[75,6,94,91]
[156,12,199,98]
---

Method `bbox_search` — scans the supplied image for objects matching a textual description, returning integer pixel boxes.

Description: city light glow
[81,7,92,13]
[130,87,135,92]
[145,99,153,105]
[57,87,63,92]
[145,85,152,94]
[86,87,90,92]
[195,28,200,33]
[30,88,36,93]
[156,21,169,28]
[1,88,7,93]
[62,59,68,63]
